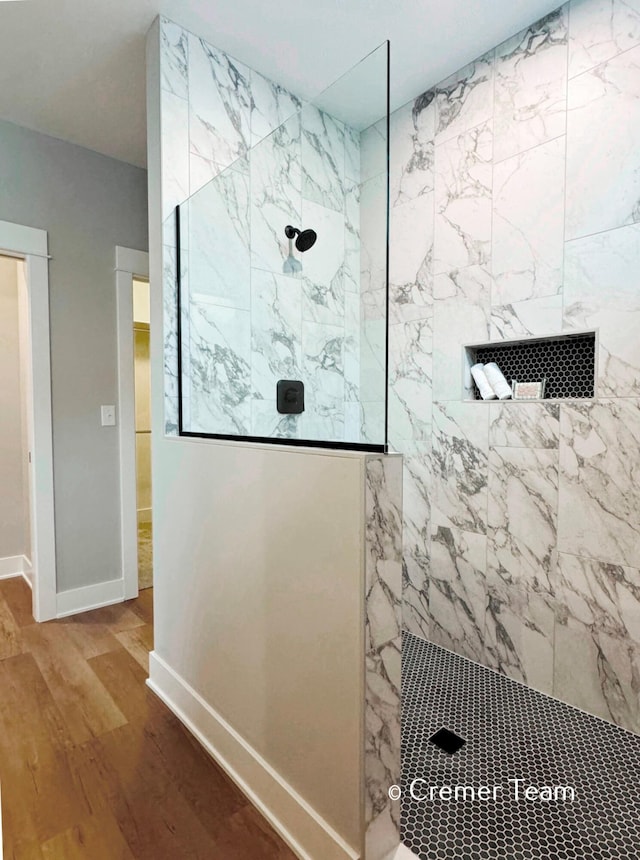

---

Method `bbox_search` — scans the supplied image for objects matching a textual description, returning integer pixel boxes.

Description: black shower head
[285,225,317,253]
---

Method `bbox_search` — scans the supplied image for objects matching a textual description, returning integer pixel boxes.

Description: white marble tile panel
[569,0,640,78]
[566,44,640,239]
[390,92,435,207]
[485,581,555,694]
[250,71,302,146]
[188,35,252,193]
[492,136,565,304]
[490,294,563,339]
[187,300,251,435]
[488,446,559,595]
[429,525,487,662]
[389,192,434,323]
[250,269,302,400]
[301,104,345,212]
[160,19,188,98]
[558,399,640,567]
[388,319,432,442]
[564,223,640,396]
[432,401,489,534]
[489,401,560,448]
[250,113,302,274]
[494,7,568,163]
[434,52,494,144]
[434,121,493,275]
[161,90,189,219]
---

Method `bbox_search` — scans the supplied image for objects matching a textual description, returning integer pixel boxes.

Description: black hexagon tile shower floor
[401,631,640,859]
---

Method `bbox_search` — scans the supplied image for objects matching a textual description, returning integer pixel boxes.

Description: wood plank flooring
[0,579,298,860]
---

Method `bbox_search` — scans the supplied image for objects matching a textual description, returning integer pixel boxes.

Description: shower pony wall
[150,17,401,860]
[388,0,640,735]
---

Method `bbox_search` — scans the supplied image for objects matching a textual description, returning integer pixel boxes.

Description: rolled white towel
[484,362,512,400]
[471,363,497,400]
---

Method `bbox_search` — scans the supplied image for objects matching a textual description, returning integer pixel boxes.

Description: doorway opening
[133,277,152,589]
[0,254,33,588]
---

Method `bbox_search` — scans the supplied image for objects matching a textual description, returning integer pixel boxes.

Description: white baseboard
[0,554,30,580]
[56,577,125,618]
[147,651,359,860]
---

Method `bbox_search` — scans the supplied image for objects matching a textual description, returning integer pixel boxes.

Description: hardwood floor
[0,579,298,860]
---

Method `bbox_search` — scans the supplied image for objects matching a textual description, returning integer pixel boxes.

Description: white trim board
[147,651,359,860]
[0,555,30,580]
[115,245,150,602]
[0,219,57,621]
[56,578,125,618]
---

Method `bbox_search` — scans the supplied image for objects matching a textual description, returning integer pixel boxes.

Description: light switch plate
[101,405,116,427]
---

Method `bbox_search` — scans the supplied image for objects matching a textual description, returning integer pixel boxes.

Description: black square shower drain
[429,727,465,755]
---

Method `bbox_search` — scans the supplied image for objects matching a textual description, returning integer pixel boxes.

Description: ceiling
[0,0,562,168]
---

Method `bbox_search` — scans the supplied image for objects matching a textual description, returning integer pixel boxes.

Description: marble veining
[388,320,433,442]
[434,52,494,144]
[250,113,302,274]
[489,401,560,449]
[558,399,640,568]
[485,580,555,694]
[250,70,302,147]
[301,104,346,212]
[569,0,640,78]
[429,525,487,663]
[251,400,300,439]
[488,446,559,595]
[564,222,640,396]
[187,299,252,435]
[161,89,189,219]
[432,299,489,403]
[160,19,188,99]
[250,269,302,400]
[565,43,640,240]
[494,6,568,163]
[188,34,252,193]
[490,294,563,339]
[364,456,402,860]
[400,441,432,642]
[554,551,640,730]
[300,200,345,326]
[390,91,435,207]
[492,135,565,305]
[432,402,489,534]
[186,164,250,309]
[434,121,493,276]
[389,192,434,324]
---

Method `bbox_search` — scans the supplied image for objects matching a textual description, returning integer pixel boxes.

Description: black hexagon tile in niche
[429,727,466,755]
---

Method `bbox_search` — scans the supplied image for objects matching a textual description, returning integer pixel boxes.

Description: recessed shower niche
[175,43,390,451]
[464,331,597,401]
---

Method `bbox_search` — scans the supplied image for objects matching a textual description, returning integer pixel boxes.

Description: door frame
[0,220,57,621]
[115,246,150,600]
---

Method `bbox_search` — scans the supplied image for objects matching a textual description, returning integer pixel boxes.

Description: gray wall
[0,119,148,592]
[0,255,27,560]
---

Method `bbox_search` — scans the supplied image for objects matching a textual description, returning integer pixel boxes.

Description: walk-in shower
[174,42,390,451]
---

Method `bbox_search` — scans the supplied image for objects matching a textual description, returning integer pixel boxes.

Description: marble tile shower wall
[388,0,640,733]
[158,17,365,443]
